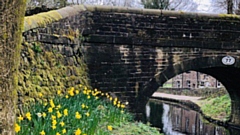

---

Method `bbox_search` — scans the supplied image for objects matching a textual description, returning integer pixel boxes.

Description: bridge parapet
[84,8,240,50]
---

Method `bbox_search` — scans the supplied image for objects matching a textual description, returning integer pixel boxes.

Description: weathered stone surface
[64,46,74,57]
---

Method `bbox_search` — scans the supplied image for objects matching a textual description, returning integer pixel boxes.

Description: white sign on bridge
[222,56,235,65]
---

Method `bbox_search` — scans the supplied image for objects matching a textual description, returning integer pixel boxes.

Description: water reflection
[145,100,237,135]
[162,104,185,135]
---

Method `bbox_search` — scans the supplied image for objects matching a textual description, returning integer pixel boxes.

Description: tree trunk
[0,0,26,134]
[227,0,233,14]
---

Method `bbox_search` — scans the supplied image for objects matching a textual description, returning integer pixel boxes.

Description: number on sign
[222,56,235,65]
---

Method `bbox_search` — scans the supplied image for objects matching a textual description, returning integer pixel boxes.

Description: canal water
[145,99,240,135]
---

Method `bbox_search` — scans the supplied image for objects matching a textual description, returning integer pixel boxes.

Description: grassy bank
[197,94,231,121]
[15,85,162,135]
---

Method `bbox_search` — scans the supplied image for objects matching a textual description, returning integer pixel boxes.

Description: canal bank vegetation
[15,85,162,135]
[158,87,231,122]
[197,94,231,121]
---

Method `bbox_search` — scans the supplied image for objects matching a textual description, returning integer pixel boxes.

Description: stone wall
[19,6,91,109]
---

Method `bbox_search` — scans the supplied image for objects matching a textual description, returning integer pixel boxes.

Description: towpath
[152,92,202,103]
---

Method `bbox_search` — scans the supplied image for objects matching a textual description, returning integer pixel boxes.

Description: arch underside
[137,56,240,125]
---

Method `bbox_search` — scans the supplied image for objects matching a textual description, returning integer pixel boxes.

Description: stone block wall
[19,7,92,109]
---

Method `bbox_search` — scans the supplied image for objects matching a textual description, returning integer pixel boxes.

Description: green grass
[197,94,231,121]
[162,83,172,88]
[15,85,162,135]
[111,122,162,135]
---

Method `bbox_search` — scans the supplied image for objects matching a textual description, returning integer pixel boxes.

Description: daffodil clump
[15,84,131,135]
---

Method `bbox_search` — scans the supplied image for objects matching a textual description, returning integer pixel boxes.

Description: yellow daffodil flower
[68,87,75,96]
[69,91,74,96]
[75,128,82,135]
[25,112,31,121]
[51,115,56,120]
[81,103,85,109]
[52,119,57,125]
[42,112,47,118]
[87,90,91,94]
[40,130,45,135]
[107,125,113,131]
[18,115,24,122]
[52,125,57,130]
[60,121,65,127]
[62,129,67,134]
[63,109,68,116]
[50,99,55,108]
[85,112,90,117]
[15,123,21,133]
[75,112,82,119]
[57,104,61,109]
[57,111,62,118]
[48,107,53,113]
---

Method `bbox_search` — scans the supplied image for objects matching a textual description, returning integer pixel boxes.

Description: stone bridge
[23,5,240,125]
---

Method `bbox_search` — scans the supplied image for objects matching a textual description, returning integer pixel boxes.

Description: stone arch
[136,56,240,125]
